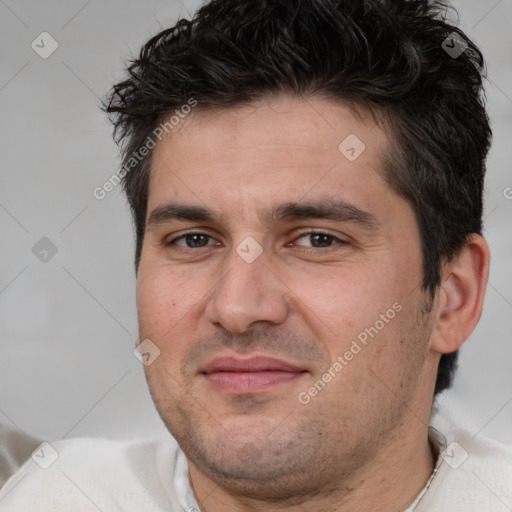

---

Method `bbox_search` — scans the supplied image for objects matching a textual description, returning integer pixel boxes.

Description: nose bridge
[206,242,288,333]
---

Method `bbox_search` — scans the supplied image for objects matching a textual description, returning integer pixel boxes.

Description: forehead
[148,94,394,219]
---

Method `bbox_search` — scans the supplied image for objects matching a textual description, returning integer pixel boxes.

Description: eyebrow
[146,199,378,232]
[147,203,217,229]
[266,200,378,230]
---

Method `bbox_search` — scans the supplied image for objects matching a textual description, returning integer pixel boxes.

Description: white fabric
[0,416,511,511]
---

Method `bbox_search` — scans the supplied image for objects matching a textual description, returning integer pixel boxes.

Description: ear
[430,234,490,354]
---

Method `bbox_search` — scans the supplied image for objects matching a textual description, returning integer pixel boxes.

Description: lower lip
[204,371,305,393]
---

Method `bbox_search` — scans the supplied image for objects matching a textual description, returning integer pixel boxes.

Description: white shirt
[1,415,511,511]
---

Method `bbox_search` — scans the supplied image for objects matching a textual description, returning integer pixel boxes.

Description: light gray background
[0,0,510,445]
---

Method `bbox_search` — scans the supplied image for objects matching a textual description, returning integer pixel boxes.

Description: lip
[200,355,307,393]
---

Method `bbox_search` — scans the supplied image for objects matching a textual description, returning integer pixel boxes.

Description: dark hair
[103,0,491,396]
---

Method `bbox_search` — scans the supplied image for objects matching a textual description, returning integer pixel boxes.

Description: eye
[291,232,345,248]
[169,233,219,248]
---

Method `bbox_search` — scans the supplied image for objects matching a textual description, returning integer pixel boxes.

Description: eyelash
[167,230,347,250]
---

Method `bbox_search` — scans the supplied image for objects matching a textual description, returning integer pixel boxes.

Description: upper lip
[200,355,306,374]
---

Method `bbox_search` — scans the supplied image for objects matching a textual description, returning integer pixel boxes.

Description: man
[1,0,511,510]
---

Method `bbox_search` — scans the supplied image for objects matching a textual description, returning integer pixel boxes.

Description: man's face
[137,95,436,497]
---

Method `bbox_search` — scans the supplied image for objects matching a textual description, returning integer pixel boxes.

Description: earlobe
[430,234,490,354]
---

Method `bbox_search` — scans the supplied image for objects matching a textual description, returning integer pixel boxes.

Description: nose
[204,243,289,334]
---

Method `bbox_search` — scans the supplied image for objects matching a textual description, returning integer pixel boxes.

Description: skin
[136,94,489,512]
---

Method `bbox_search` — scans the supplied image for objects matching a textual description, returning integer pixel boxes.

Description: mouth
[199,355,308,393]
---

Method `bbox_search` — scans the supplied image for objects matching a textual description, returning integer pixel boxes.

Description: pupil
[187,234,208,247]
[312,234,331,247]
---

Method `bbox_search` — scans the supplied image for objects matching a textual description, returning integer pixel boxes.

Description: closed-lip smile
[199,355,307,393]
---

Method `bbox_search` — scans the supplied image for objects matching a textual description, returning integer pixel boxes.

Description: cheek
[286,261,416,371]
[287,261,394,329]
[136,263,211,371]
[136,276,168,334]
[136,264,192,337]
[292,276,363,328]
